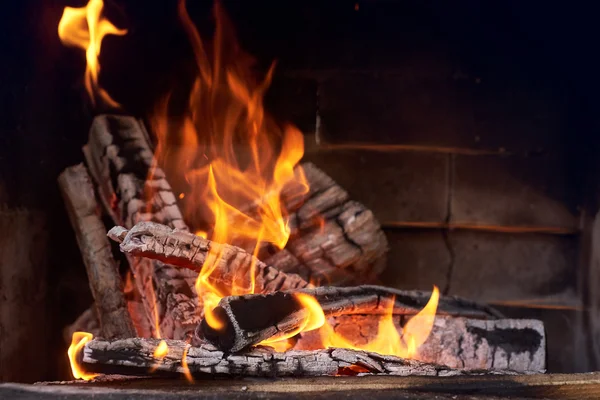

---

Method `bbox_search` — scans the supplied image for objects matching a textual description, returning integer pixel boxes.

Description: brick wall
[268,68,581,307]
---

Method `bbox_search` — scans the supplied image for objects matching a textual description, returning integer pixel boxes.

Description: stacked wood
[82,114,198,339]
[80,337,508,378]
[193,286,501,352]
[264,162,389,285]
[58,164,135,339]
[295,315,546,373]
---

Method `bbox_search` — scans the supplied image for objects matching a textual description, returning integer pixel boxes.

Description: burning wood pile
[57,0,546,381]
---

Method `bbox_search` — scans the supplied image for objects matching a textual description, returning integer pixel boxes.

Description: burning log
[108,221,310,294]
[58,164,136,339]
[196,286,502,352]
[263,163,389,285]
[295,316,546,373]
[79,338,504,377]
[83,114,198,339]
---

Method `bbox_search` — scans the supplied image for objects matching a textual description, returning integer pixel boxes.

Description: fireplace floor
[2,373,600,400]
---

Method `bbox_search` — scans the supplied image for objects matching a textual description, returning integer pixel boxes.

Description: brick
[472,81,565,154]
[452,154,579,229]
[317,70,477,148]
[379,229,451,291]
[447,231,577,302]
[302,150,448,223]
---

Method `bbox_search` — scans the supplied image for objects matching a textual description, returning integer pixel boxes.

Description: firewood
[83,114,197,339]
[263,163,389,286]
[295,315,546,373]
[108,221,310,294]
[58,164,136,339]
[79,337,508,378]
[196,286,503,352]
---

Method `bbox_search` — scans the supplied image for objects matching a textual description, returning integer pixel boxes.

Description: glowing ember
[58,0,127,107]
[67,332,98,381]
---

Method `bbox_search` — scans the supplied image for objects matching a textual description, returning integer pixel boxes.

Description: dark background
[1,0,599,381]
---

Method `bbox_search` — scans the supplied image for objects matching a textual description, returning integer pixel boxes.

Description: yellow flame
[153,340,169,359]
[58,0,127,107]
[266,287,440,359]
[67,332,98,381]
[149,1,309,328]
[150,340,169,373]
[181,345,194,382]
[260,293,325,345]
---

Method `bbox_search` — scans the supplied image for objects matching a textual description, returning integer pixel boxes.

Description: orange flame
[67,332,98,381]
[153,339,169,359]
[266,287,440,359]
[181,345,194,382]
[260,293,325,346]
[58,0,127,107]
[150,340,169,372]
[323,286,439,358]
[150,0,308,329]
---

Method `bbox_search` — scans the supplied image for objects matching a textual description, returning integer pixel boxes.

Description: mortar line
[442,153,456,296]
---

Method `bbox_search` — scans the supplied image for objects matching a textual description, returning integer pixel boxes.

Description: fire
[323,287,439,358]
[150,0,308,329]
[153,340,169,359]
[181,345,194,382]
[150,340,169,372]
[58,0,127,107]
[260,293,325,346]
[67,332,98,381]
[266,287,440,359]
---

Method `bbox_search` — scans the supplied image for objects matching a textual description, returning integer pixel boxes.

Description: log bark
[196,286,502,352]
[108,221,310,295]
[294,315,546,373]
[264,162,389,286]
[83,114,197,339]
[80,338,502,378]
[59,164,136,339]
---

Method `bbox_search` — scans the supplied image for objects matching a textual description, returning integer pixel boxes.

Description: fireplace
[2,0,600,398]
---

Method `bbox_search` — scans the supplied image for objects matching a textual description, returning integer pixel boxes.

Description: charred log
[263,163,389,285]
[196,286,503,352]
[108,221,310,294]
[58,164,136,339]
[295,315,546,373]
[80,338,506,378]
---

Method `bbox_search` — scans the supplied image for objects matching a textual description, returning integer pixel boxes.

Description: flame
[266,287,440,359]
[150,0,308,329]
[58,0,127,107]
[181,345,194,382]
[67,332,98,381]
[260,293,325,346]
[324,286,439,358]
[153,340,169,359]
[150,340,169,372]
